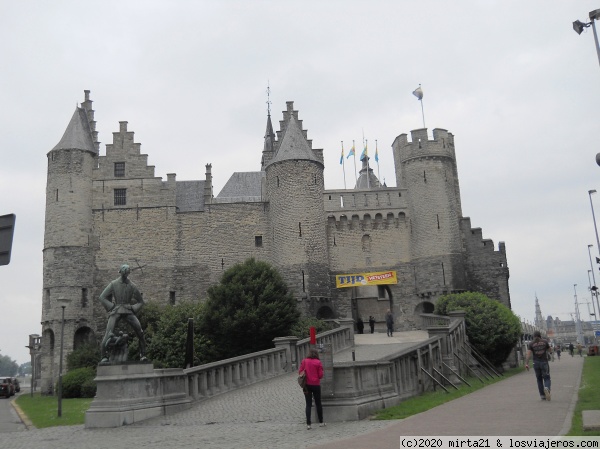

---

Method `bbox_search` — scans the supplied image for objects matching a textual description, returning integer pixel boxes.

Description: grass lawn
[567,355,600,436]
[373,367,524,420]
[15,393,93,428]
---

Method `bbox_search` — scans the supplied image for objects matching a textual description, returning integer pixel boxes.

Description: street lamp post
[56,298,70,418]
[587,245,600,321]
[573,10,600,165]
[589,191,600,253]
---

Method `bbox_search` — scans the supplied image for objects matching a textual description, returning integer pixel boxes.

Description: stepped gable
[267,102,322,167]
[51,107,97,154]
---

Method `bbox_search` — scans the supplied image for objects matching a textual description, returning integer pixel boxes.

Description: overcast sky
[2,1,600,364]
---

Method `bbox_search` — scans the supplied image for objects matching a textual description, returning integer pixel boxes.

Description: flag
[347,144,355,159]
[375,147,379,163]
[339,147,344,165]
[360,142,368,160]
[413,86,423,100]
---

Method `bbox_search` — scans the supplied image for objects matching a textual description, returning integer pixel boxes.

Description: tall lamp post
[573,11,600,165]
[588,245,600,324]
[57,298,70,418]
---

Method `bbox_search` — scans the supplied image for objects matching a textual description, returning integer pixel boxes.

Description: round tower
[391,128,466,298]
[40,91,99,393]
[265,102,330,313]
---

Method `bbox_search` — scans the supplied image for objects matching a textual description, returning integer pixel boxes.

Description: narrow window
[114,162,125,177]
[299,222,302,237]
[277,176,280,187]
[255,236,263,247]
[114,188,126,206]
[81,288,88,308]
[169,291,176,305]
[423,171,427,183]
[437,214,440,229]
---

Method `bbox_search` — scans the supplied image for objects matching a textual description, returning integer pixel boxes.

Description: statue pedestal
[85,363,191,428]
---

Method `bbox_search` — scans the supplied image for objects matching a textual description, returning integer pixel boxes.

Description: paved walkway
[2,337,585,449]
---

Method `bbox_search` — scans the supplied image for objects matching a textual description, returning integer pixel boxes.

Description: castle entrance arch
[73,326,96,350]
[316,306,334,320]
[414,301,435,314]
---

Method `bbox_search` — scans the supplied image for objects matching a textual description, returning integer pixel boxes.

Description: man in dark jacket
[524,331,551,401]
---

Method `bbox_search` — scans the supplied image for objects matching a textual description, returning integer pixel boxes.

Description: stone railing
[322,311,469,421]
[184,318,354,402]
[185,346,288,401]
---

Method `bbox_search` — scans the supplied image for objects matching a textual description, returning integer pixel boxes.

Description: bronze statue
[99,264,148,363]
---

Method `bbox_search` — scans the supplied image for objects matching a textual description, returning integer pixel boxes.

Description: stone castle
[39,90,510,391]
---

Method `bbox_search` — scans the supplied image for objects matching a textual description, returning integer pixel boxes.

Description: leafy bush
[67,343,101,370]
[80,377,97,398]
[61,367,96,399]
[435,292,521,365]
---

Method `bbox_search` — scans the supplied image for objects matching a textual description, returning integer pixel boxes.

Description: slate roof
[52,108,97,154]
[267,115,321,167]
[217,172,264,199]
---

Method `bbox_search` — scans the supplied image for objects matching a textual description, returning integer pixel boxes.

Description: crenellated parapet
[327,211,407,231]
[392,128,456,165]
[324,187,408,213]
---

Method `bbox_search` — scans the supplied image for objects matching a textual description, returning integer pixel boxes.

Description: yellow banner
[335,271,397,288]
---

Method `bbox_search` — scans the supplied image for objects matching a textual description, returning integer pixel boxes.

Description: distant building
[39,91,511,392]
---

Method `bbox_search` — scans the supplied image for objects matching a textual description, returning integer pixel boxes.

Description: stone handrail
[296,324,353,362]
[184,346,288,400]
[322,312,469,421]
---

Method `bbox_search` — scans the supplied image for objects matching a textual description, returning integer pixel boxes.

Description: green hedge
[61,367,96,398]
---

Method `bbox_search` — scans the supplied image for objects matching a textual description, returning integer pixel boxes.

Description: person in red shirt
[299,348,325,429]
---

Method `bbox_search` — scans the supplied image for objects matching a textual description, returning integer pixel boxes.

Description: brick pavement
[2,335,586,449]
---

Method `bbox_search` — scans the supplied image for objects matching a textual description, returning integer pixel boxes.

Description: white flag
[412,86,423,100]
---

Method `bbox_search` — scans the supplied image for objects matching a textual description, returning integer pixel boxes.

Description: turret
[265,102,330,309]
[392,128,466,296]
[41,90,99,393]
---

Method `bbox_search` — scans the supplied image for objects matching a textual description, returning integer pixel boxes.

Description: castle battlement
[392,128,456,164]
[327,211,407,231]
[324,188,407,213]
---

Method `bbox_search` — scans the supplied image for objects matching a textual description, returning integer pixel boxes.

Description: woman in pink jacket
[298,348,325,429]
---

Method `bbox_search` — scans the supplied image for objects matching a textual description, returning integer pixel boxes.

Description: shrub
[67,343,101,370]
[435,292,521,365]
[61,367,96,399]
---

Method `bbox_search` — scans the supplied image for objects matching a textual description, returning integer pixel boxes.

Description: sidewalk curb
[11,396,34,430]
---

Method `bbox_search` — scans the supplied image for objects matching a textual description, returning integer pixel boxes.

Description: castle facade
[39,90,510,391]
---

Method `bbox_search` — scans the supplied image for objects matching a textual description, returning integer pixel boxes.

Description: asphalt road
[0,387,26,433]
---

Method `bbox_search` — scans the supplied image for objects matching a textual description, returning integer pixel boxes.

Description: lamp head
[573,20,588,35]
[596,152,600,167]
[590,189,597,195]
[590,9,600,21]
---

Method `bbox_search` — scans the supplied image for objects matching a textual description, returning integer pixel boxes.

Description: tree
[0,354,18,376]
[198,258,300,360]
[290,316,334,339]
[435,292,521,366]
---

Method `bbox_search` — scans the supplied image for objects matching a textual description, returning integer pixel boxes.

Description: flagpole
[352,140,357,187]
[341,141,347,190]
[365,139,370,190]
[376,139,380,186]
[420,98,426,129]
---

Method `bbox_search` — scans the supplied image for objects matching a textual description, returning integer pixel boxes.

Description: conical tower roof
[263,114,275,154]
[51,107,97,154]
[267,114,321,167]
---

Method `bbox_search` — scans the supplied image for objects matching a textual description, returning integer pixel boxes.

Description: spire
[51,107,97,154]
[263,114,275,154]
[355,155,380,189]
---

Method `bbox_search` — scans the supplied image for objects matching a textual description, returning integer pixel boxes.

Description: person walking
[298,348,325,430]
[356,317,364,334]
[525,330,552,401]
[368,316,375,334]
[555,346,561,360]
[568,342,574,357]
[385,309,394,337]
[577,343,583,357]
